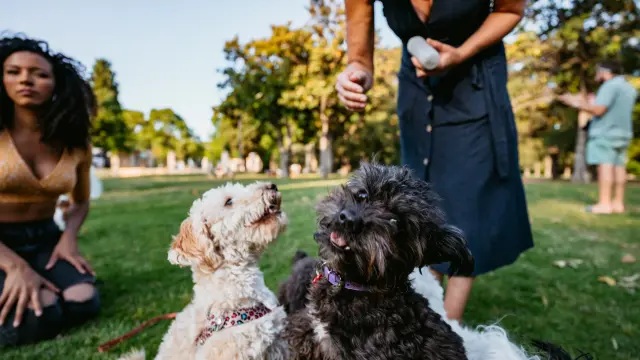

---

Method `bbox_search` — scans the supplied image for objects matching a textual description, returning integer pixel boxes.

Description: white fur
[410,268,542,360]
[119,181,289,360]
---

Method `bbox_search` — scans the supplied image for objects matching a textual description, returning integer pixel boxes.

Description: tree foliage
[90,59,131,153]
[212,0,402,178]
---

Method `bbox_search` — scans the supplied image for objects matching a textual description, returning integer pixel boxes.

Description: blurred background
[1,1,639,359]
[3,0,637,181]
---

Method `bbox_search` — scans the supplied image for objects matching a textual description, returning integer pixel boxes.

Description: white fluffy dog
[120,181,289,360]
[410,267,542,360]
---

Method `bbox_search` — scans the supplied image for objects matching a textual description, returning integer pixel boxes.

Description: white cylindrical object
[407,36,440,71]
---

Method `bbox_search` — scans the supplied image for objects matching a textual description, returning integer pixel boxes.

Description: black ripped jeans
[0,219,100,347]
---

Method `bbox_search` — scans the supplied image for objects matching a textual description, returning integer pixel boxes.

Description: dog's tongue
[330,232,347,247]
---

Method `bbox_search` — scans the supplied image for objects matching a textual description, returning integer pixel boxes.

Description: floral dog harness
[194,303,272,346]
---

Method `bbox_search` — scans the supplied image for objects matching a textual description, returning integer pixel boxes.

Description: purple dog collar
[322,266,369,292]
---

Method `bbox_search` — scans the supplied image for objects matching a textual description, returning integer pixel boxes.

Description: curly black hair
[0,32,91,151]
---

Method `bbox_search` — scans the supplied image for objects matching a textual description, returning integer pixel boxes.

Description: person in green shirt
[560,60,638,214]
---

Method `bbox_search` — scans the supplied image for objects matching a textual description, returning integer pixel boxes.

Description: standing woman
[336,0,534,321]
[0,34,99,346]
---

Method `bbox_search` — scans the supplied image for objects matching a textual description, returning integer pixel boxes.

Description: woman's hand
[0,262,59,327]
[45,233,95,276]
[336,62,374,112]
[411,38,466,78]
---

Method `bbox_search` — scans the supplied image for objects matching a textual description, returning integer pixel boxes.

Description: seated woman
[0,34,99,346]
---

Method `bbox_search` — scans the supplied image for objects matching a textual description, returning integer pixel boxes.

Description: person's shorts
[586,137,629,166]
[0,219,96,293]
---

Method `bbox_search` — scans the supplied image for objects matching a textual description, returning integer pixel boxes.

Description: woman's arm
[456,0,526,61]
[0,241,28,272]
[345,0,376,74]
[65,148,92,237]
[45,147,95,274]
[412,0,526,77]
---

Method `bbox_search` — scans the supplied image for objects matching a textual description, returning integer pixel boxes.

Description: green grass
[2,175,639,360]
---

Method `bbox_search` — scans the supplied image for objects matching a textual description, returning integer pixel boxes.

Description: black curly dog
[279,162,474,360]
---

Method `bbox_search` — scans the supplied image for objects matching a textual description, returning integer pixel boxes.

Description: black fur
[278,251,317,314]
[280,162,473,360]
[532,340,594,360]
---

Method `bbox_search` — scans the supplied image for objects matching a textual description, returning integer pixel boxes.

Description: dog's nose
[266,183,278,191]
[338,209,362,230]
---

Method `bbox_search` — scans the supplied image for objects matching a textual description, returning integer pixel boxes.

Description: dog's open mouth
[251,193,282,225]
[330,232,350,251]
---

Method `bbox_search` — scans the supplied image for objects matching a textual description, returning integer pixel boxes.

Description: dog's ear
[422,224,475,277]
[168,218,197,267]
[292,250,309,264]
[168,218,223,272]
[198,220,224,272]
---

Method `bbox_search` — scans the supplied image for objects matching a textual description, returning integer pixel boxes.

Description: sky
[1,0,400,140]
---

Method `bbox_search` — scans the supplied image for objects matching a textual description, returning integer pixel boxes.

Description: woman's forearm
[0,241,28,272]
[63,201,90,238]
[345,0,376,74]
[457,0,526,62]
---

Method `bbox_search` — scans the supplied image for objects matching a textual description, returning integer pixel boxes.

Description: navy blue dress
[379,0,534,276]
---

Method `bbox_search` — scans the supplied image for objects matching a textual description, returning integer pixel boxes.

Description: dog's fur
[280,254,592,360]
[277,250,317,315]
[411,268,594,360]
[280,162,474,360]
[410,267,541,360]
[119,181,289,360]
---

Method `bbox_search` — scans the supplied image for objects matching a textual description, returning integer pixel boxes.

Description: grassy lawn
[2,174,639,360]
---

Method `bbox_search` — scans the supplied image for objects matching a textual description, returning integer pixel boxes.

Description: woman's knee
[63,283,96,303]
[62,283,101,324]
[28,289,59,310]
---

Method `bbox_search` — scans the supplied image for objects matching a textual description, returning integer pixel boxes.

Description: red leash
[97,312,177,353]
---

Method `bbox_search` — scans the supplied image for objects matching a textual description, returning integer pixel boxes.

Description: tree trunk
[572,39,591,184]
[551,153,562,180]
[278,120,293,178]
[319,94,332,179]
[237,117,244,159]
[304,142,317,173]
[572,115,589,183]
[571,85,590,184]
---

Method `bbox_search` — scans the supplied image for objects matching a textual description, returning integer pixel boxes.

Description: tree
[217,24,314,177]
[122,109,147,152]
[122,109,204,165]
[212,2,406,177]
[523,0,640,182]
[303,0,347,178]
[90,59,132,155]
[506,32,558,175]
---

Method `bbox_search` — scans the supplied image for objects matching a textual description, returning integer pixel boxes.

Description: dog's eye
[225,198,233,207]
[356,190,368,200]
